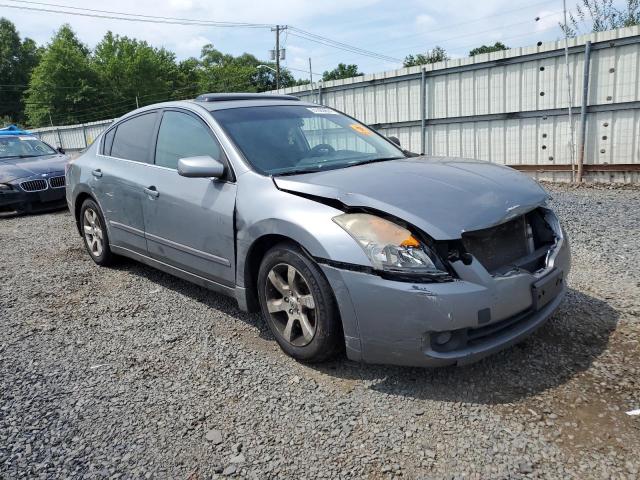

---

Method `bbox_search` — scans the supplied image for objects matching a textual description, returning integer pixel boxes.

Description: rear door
[95,111,159,254]
[142,109,237,285]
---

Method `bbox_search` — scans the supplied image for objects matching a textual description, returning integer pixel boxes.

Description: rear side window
[102,128,115,155]
[110,113,157,163]
[155,111,223,169]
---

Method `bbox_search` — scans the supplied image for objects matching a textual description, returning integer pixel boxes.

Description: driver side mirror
[387,136,401,147]
[178,156,225,179]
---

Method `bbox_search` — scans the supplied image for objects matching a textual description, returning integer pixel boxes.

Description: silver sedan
[66,93,570,367]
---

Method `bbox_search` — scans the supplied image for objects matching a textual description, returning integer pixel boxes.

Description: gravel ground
[1,183,639,479]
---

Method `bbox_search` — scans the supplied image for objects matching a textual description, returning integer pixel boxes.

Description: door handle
[92,169,103,178]
[144,186,159,198]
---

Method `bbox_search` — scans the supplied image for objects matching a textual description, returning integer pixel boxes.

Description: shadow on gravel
[111,259,619,406]
[309,288,619,405]
[113,258,272,338]
[0,206,68,219]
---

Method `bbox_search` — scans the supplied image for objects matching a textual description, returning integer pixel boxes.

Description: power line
[0,83,79,90]
[0,1,404,64]
[287,30,402,63]
[375,10,563,55]
[43,86,199,124]
[436,23,562,55]
[7,0,273,27]
[287,66,323,77]
[30,79,261,128]
[362,0,558,50]
[33,85,199,126]
[307,22,563,76]
[0,2,272,28]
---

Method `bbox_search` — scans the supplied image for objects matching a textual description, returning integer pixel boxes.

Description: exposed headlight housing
[333,213,450,280]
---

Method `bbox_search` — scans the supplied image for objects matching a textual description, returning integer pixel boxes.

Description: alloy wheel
[83,208,104,258]
[265,263,317,347]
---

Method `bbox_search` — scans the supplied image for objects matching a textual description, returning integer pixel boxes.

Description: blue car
[0,126,69,215]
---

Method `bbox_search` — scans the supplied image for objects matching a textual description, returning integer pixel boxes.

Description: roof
[193,93,309,112]
[0,125,32,136]
[195,93,300,103]
[115,94,315,121]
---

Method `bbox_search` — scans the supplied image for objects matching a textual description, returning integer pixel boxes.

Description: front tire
[80,199,113,266]
[257,243,342,362]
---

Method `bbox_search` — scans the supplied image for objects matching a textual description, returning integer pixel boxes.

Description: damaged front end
[420,206,569,363]
[316,203,570,367]
[459,206,565,278]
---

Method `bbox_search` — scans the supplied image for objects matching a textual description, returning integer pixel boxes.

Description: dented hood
[274,157,549,240]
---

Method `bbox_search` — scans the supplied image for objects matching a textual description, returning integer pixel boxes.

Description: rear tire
[257,243,342,362]
[80,199,113,266]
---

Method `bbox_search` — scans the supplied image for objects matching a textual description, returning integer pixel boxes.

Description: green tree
[561,0,640,36]
[321,63,362,81]
[93,32,181,117]
[24,25,98,127]
[0,18,41,123]
[469,41,509,56]
[176,57,201,98]
[196,44,298,93]
[403,46,448,67]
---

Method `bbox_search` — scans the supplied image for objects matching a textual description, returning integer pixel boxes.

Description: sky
[0,0,595,80]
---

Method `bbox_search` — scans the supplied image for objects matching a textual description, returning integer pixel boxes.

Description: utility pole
[271,25,287,90]
[308,57,313,86]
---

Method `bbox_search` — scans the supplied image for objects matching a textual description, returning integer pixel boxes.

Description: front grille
[20,179,48,192]
[462,216,529,273]
[461,209,556,275]
[49,175,65,188]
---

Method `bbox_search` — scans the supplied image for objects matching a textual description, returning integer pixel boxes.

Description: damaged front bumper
[320,213,571,367]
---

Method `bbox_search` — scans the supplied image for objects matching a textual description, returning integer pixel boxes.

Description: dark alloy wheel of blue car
[0,125,69,216]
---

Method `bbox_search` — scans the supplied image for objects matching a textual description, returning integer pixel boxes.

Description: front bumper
[0,186,67,214]
[321,233,571,367]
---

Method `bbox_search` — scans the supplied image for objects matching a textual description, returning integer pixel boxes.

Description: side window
[102,127,115,155]
[110,112,157,163]
[155,111,223,169]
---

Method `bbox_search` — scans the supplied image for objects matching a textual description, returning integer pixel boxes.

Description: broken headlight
[333,213,448,279]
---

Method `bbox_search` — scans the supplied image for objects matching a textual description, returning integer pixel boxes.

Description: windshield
[0,136,57,159]
[211,105,405,175]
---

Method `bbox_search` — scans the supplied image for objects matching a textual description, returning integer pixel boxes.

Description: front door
[142,109,237,286]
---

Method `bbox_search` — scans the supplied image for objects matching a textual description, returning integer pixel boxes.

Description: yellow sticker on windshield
[350,124,372,135]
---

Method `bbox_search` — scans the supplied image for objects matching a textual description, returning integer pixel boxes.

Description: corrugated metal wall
[29,26,640,181]
[282,26,640,181]
[31,119,113,151]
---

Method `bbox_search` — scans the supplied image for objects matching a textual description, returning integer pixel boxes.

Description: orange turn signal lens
[400,235,421,248]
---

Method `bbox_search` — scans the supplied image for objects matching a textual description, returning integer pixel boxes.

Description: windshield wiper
[0,154,40,159]
[346,156,405,168]
[275,166,328,176]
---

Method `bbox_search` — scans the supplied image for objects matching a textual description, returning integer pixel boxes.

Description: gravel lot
[1,183,639,479]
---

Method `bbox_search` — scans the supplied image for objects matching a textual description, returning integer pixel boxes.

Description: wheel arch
[241,233,311,313]
[73,191,95,236]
